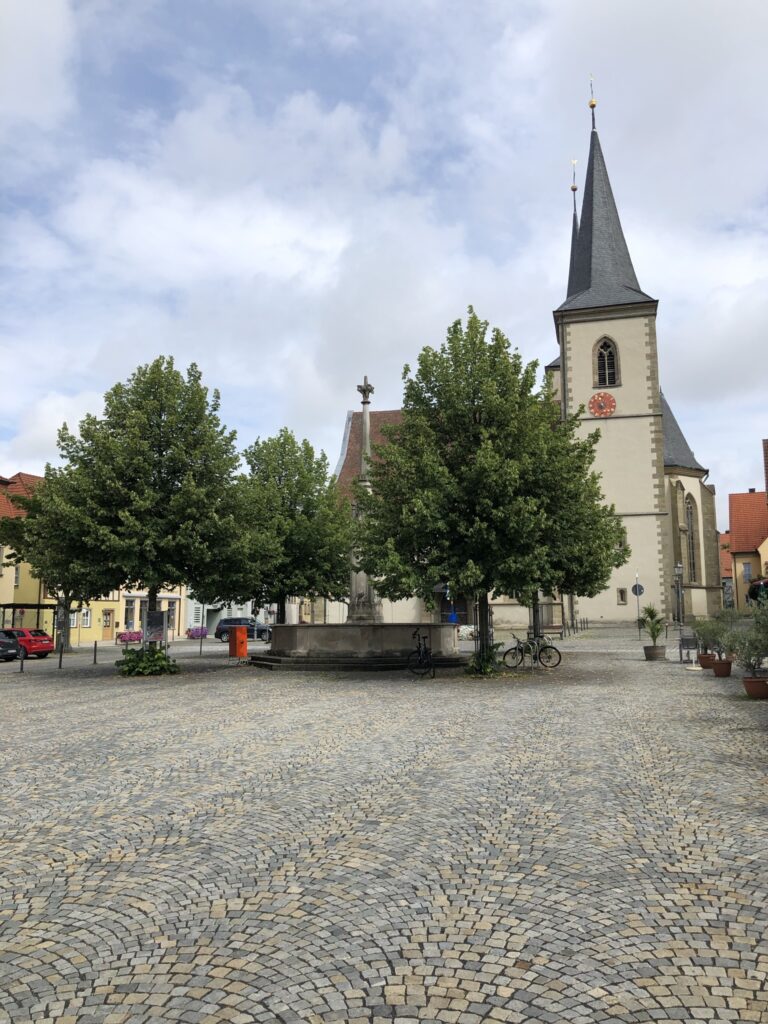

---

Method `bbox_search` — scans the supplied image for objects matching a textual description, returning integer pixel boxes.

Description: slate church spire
[558,98,654,311]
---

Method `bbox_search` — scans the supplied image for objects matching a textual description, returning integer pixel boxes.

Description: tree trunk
[277,595,287,625]
[56,594,74,653]
[531,595,541,639]
[477,592,492,663]
[147,585,159,649]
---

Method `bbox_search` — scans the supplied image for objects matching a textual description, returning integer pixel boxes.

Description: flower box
[116,630,143,644]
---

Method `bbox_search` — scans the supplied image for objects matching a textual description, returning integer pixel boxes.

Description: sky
[1,0,766,531]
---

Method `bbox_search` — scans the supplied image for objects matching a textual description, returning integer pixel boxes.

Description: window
[14,566,20,588]
[69,611,78,628]
[685,496,698,582]
[594,337,619,387]
[743,563,752,582]
[617,588,628,605]
[81,608,92,629]
[124,599,135,630]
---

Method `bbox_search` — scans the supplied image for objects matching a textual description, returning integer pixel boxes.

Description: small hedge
[116,647,180,677]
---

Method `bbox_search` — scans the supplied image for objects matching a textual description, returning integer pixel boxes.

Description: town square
[1,635,768,1023]
[2,3,768,1023]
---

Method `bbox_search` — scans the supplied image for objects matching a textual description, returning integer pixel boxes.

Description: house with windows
[727,487,768,610]
[1,472,192,643]
[0,472,56,632]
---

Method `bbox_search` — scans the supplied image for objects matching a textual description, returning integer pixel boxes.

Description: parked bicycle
[503,634,561,669]
[408,629,435,677]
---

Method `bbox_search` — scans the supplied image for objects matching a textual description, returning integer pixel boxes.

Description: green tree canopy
[356,309,629,655]
[241,429,354,622]
[56,357,241,612]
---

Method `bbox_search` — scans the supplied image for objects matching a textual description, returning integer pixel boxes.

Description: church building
[547,101,721,623]
[333,103,722,628]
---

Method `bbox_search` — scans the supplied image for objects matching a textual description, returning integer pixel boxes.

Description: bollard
[93,641,97,664]
[19,651,24,673]
[58,641,64,669]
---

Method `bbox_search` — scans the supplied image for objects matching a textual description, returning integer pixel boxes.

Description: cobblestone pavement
[2,648,768,1023]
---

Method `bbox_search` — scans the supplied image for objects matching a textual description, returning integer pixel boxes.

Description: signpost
[631,576,644,639]
[145,610,168,649]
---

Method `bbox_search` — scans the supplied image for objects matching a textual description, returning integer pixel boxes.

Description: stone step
[249,654,469,672]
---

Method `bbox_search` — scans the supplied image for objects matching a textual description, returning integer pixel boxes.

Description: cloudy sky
[1,0,766,529]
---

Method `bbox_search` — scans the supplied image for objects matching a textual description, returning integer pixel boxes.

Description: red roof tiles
[728,490,768,554]
[719,531,732,579]
[335,410,403,498]
[0,472,43,520]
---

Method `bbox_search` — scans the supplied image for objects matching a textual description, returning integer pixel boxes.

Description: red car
[5,628,55,659]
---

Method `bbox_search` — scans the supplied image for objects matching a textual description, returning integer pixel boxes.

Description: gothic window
[594,337,619,387]
[685,496,698,583]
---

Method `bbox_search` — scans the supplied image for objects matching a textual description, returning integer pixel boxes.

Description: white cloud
[54,159,349,293]
[0,0,77,132]
[1,0,766,533]
[0,391,104,477]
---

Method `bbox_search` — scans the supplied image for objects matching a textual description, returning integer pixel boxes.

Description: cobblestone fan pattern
[1,654,768,1023]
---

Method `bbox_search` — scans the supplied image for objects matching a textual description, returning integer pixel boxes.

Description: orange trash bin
[229,625,248,658]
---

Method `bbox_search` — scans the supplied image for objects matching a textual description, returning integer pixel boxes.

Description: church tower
[552,100,672,622]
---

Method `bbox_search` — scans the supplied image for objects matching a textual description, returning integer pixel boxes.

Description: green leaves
[240,429,354,615]
[358,307,629,614]
[116,648,180,676]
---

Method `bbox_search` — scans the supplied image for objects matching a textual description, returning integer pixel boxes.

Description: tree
[56,357,241,620]
[0,466,123,651]
[241,429,354,623]
[356,309,629,663]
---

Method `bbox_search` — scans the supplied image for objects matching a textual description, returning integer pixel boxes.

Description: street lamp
[673,562,684,624]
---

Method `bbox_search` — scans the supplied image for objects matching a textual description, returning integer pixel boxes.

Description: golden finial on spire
[588,75,597,128]
[571,159,578,193]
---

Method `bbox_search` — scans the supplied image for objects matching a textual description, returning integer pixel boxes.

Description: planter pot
[712,659,732,678]
[698,653,716,669]
[743,677,768,699]
[643,645,666,661]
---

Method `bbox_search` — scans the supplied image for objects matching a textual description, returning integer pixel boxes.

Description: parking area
[1,645,767,1022]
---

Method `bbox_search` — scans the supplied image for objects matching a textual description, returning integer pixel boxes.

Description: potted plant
[692,618,720,668]
[729,628,768,698]
[638,604,666,661]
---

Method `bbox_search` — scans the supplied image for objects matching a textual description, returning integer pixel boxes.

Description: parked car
[0,631,20,661]
[3,627,55,659]
[214,617,272,642]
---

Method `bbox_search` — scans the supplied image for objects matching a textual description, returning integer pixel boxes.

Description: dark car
[0,631,20,662]
[3,627,55,659]
[214,617,272,642]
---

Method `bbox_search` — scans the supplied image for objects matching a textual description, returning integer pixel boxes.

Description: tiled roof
[0,472,43,519]
[661,393,705,473]
[557,129,655,312]
[718,531,732,579]
[728,490,768,554]
[334,410,403,498]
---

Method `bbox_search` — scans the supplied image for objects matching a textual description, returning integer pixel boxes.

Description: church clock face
[588,392,616,418]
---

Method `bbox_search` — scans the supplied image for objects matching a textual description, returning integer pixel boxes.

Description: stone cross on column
[347,375,381,624]
[357,376,374,482]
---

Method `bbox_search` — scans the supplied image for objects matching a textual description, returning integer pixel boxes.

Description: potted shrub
[638,604,666,661]
[692,618,720,668]
[729,628,768,698]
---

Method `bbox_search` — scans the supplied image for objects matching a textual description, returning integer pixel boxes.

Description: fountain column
[347,375,382,623]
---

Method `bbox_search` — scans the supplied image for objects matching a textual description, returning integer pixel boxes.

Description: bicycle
[503,634,561,669]
[408,629,435,677]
